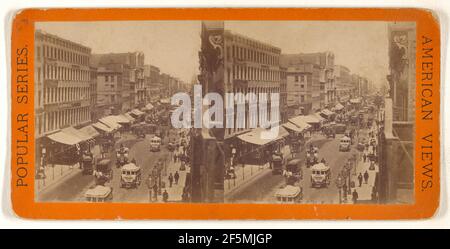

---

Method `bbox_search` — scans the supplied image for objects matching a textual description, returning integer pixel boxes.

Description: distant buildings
[91,52,145,114]
[351,74,370,98]
[92,66,123,117]
[334,65,352,102]
[144,65,161,102]
[280,52,335,116]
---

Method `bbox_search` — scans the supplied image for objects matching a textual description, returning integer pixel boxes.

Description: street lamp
[344,162,352,195]
[335,174,344,204]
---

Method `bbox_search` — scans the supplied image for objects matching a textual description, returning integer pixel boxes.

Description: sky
[36,21,201,83]
[227,21,390,87]
[37,21,393,86]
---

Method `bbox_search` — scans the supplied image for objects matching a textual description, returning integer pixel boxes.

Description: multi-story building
[169,77,180,96]
[194,21,282,202]
[34,30,93,139]
[144,65,161,102]
[89,66,98,121]
[379,22,416,204]
[91,52,144,113]
[334,65,352,102]
[222,27,282,139]
[94,66,123,117]
[159,73,171,99]
[351,74,369,99]
[351,73,361,98]
[360,77,369,97]
[135,67,146,108]
[280,67,288,122]
[281,52,335,114]
[282,62,320,115]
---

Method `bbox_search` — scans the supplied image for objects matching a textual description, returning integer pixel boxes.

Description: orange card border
[10,8,440,220]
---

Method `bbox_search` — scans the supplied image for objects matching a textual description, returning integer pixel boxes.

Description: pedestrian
[182,190,188,202]
[168,173,173,187]
[364,170,369,184]
[357,173,363,187]
[174,171,180,185]
[163,189,169,202]
[363,153,367,163]
[352,189,359,204]
[342,183,348,197]
[173,153,177,163]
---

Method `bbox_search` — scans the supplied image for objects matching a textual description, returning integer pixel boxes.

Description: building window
[295,76,299,82]
[105,75,109,82]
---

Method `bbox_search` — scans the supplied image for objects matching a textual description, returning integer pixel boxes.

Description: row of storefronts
[36,103,158,177]
[225,102,351,170]
[223,97,368,176]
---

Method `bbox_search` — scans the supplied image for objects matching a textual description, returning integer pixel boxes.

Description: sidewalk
[346,146,380,203]
[36,144,102,193]
[36,164,80,192]
[163,147,189,202]
[224,145,291,195]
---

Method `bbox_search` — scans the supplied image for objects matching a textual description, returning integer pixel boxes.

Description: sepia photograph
[33,20,416,205]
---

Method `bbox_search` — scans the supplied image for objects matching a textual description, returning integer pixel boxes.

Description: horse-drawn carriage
[116,146,129,168]
[284,159,303,185]
[322,122,336,138]
[81,153,94,175]
[272,154,284,175]
[94,159,113,186]
[306,150,318,168]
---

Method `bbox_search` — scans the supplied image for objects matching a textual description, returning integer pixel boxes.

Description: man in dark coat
[358,173,363,187]
[352,189,359,204]
[174,171,180,185]
[168,173,174,187]
[364,170,369,184]
[163,189,169,202]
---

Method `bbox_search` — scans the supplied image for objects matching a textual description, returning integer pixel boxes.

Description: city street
[33,21,397,206]
[226,133,359,204]
[37,128,187,203]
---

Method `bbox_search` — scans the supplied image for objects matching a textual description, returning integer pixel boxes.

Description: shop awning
[114,115,131,124]
[313,113,326,122]
[62,126,92,141]
[283,122,304,133]
[123,113,136,122]
[47,131,82,145]
[130,109,145,116]
[288,116,312,132]
[321,109,335,117]
[79,125,100,138]
[238,126,288,146]
[99,116,122,130]
[350,98,361,104]
[303,114,323,124]
[144,103,154,110]
[92,122,115,133]
[334,103,345,111]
